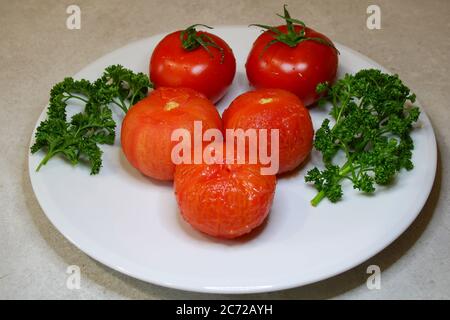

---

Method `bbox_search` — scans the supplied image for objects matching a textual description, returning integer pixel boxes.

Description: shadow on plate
[176,211,270,246]
[118,148,172,188]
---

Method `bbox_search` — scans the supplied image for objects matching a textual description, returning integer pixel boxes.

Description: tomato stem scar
[164,101,180,111]
[259,98,273,104]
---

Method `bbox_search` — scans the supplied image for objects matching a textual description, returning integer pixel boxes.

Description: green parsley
[31,65,152,174]
[305,69,420,206]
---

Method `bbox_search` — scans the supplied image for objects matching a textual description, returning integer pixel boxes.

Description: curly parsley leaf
[31,65,152,175]
[305,69,420,206]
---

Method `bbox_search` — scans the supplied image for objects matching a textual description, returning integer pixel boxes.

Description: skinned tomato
[121,87,222,181]
[174,157,276,239]
[246,7,338,106]
[223,88,314,174]
[150,26,236,103]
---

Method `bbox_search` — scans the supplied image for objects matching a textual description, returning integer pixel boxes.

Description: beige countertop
[1,0,449,299]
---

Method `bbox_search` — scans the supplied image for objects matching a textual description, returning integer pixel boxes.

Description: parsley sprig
[31,65,152,174]
[305,69,420,206]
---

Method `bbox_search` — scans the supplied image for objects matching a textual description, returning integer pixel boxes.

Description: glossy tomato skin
[150,31,236,103]
[121,87,222,181]
[174,160,276,239]
[223,88,313,174]
[246,25,338,106]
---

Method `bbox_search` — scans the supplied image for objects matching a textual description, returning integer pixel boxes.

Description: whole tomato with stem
[150,24,236,103]
[246,5,339,106]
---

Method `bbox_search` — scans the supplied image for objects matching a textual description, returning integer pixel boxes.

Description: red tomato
[121,87,222,181]
[223,88,313,174]
[150,26,236,103]
[246,9,338,106]
[174,155,276,239]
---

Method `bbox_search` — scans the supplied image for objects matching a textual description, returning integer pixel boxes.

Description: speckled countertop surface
[0,0,449,299]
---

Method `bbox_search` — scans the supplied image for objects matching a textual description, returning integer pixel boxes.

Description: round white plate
[28,26,437,294]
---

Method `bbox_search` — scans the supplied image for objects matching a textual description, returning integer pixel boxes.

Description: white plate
[28,26,437,294]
